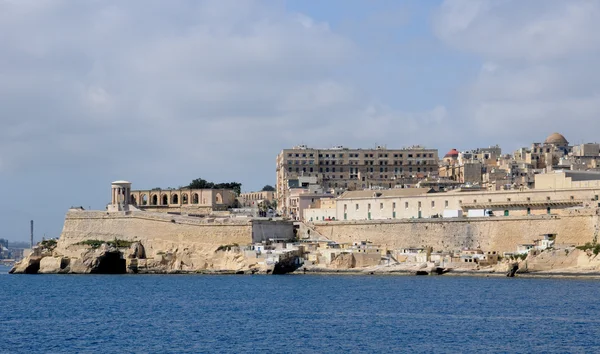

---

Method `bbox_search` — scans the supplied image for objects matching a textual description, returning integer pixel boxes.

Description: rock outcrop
[11,241,263,275]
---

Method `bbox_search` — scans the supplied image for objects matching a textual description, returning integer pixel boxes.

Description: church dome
[544,132,568,145]
[444,149,459,158]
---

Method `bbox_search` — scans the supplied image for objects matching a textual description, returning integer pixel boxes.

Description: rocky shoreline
[12,234,600,278]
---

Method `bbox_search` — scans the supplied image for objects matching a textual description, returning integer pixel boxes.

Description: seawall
[311,209,600,253]
[58,210,253,255]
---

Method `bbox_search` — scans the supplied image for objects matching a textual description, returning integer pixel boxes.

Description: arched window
[172,194,179,204]
[216,193,223,204]
[193,193,199,204]
[141,194,148,205]
[162,195,168,205]
[182,194,188,204]
[151,195,158,205]
[131,195,137,205]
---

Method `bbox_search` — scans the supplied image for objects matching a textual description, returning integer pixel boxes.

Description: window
[488,199,492,203]
[368,203,371,210]
[473,199,477,203]
[405,202,409,209]
[393,202,396,209]
[380,203,384,209]
[547,197,551,201]
[570,196,574,200]
[356,204,359,210]
[507,198,511,202]
[418,201,422,208]
[445,200,448,208]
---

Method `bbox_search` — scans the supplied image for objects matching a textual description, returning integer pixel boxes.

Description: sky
[1,0,600,242]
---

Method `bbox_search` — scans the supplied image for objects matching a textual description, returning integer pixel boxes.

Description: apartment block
[276,145,438,215]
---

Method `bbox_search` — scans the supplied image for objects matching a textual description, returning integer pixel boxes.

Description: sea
[1,264,600,353]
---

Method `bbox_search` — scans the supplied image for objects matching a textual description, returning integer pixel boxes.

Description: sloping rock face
[10,241,257,274]
[12,244,128,274]
[38,257,70,274]
[330,253,356,269]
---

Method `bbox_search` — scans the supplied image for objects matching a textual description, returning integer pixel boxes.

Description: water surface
[1,265,599,353]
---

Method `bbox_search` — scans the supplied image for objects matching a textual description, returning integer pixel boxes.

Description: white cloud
[0,0,449,189]
[434,0,600,147]
[435,0,600,61]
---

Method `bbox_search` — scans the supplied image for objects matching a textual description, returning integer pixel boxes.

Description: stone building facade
[305,187,600,221]
[276,144,438,214]
[129,188,237,214]
[238,191,276,208]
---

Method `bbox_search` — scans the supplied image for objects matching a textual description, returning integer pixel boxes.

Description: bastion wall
[311,209,600,254]
[57,210,253,258]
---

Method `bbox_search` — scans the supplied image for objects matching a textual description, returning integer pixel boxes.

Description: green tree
[187,178,242,196]
[261,185,275,192]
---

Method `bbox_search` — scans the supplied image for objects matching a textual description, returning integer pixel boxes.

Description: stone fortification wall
[58,210,253,259]
[252,220,296,243]
[311,209,600,254]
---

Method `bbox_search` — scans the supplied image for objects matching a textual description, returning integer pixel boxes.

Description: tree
[187,178,242,196]
[261,185,275,192]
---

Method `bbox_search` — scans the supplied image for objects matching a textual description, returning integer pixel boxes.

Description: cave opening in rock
[24,261,40,274]
[92,252,126,274]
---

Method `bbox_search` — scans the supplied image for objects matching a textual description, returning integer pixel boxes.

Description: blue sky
[1,0,599,242]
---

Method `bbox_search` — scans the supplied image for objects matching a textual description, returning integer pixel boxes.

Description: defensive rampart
[59,210,252,251]
[311,208,600,253]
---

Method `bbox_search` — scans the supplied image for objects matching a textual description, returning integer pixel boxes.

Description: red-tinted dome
[444,149,459,158]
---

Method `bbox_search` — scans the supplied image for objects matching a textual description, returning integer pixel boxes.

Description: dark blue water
[1,265,600,353]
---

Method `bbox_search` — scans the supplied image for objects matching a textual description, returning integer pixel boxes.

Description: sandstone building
[128,186,237,214]
[304,187,600,222]
[238,191,276,208]
[276,145,439,216]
